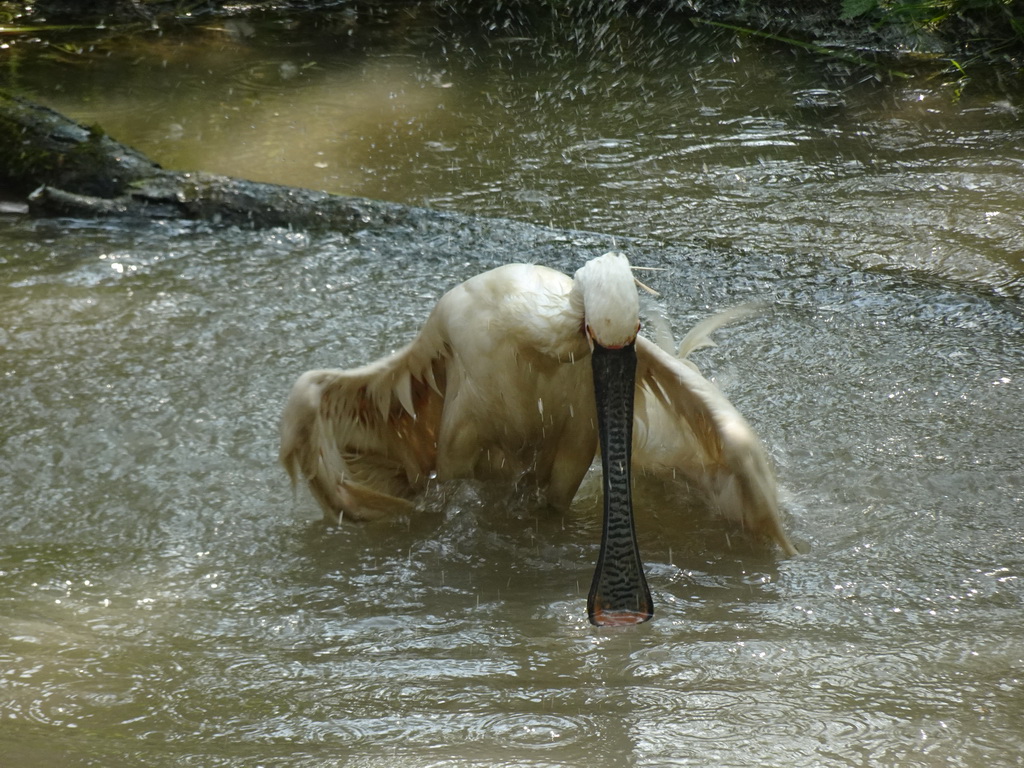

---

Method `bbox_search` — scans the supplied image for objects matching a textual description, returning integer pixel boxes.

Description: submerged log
[0,91,434,232]
[1,92,159,198]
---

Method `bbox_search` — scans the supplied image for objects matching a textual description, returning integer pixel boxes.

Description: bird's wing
[279,323,448,523]
[634,336,796,555]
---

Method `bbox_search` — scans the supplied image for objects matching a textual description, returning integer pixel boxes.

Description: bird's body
[281,253,795,624]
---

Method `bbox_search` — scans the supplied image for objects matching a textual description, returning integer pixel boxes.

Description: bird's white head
[572,252,640,349]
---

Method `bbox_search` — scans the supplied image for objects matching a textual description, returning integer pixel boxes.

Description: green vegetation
[0,0,1021,66]
[841,0,1024,54]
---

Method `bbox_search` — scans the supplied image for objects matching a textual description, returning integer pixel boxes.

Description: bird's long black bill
[587,342,654,627]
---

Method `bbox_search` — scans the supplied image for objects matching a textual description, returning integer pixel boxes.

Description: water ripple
[467,712,594,749]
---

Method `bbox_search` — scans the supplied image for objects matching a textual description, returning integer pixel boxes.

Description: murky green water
[2,6,1023,767]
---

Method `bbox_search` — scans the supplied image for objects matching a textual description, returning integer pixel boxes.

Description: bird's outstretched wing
[279,330,448,523]
[633,335,796,555]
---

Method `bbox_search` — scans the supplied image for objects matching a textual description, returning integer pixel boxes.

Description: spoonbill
[280,252,796,625]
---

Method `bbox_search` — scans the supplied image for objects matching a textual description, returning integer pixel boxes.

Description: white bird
[280,252,796,626]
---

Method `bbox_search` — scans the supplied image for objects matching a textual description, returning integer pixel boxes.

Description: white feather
[280,255,794,556]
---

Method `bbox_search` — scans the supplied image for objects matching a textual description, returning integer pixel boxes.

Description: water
[2,214,1022,766]
[5,7,1023,289]
[2,6,1023,767]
